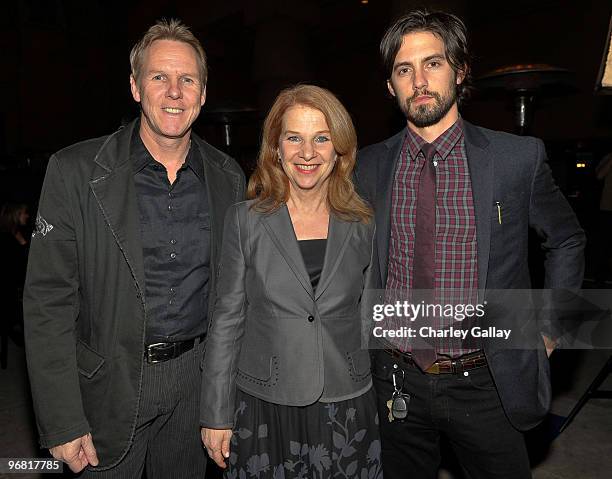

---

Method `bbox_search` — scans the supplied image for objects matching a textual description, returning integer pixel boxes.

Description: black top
[131,128,211,344]
[298,239,327,292]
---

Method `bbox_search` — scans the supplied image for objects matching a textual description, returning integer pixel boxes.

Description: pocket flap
[347,349,371,378]
[199,213,211,230]
[237,355,279,385]
[76,340,105,379]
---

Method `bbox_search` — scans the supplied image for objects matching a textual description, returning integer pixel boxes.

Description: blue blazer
[355,120,585,430]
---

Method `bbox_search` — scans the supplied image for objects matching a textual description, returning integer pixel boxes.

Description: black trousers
[82,339,207,479]
[372,350,531,479]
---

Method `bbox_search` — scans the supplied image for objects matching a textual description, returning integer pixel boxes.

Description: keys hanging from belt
[387,367,410,422]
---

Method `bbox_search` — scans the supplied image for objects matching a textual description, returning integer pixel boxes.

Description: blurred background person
[0,202,31,348]
[200,85,382,477]
[595,152,612,285]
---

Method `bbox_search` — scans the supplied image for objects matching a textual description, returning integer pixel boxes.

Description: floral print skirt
[225,387,383,479]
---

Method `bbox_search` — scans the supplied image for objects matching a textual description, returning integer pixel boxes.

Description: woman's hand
[201,427,232,468]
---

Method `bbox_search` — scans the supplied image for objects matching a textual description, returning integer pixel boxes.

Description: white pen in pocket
[495,201,502,224]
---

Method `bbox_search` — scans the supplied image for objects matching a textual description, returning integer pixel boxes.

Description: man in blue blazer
[355,10,585,479]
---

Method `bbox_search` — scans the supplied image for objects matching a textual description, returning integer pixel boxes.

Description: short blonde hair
[248,84,372,223]
[130,18,208,87]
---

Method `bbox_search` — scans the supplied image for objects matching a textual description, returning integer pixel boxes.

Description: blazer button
[307,315,315,322]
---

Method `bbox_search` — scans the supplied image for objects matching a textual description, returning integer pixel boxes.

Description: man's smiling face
[130,39,206,141]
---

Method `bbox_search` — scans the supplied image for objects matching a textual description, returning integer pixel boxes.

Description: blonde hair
[130,18,207,87]
[248,84,372,223]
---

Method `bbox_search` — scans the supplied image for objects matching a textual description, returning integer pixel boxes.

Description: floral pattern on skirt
[225,387,382,479]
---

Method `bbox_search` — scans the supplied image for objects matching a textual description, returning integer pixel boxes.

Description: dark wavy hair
[380,9,472,105]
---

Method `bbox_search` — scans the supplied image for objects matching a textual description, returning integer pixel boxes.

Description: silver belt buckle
[145,342,175,363]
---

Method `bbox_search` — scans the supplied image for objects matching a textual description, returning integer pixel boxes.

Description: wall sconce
[596,15,612,93]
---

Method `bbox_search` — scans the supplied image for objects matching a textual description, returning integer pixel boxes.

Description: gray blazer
[200,200,376,429]
[24,119,245,468]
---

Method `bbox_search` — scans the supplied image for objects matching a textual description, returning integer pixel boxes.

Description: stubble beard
[399,82,458,128]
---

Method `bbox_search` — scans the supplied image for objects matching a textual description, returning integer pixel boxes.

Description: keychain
[386,367,410,422]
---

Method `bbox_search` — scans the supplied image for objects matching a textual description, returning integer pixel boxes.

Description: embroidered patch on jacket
[32,213,54,238]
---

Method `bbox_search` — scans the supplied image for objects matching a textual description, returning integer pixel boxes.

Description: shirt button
[170,287,175,293]
[168,205,172,211]
[170,239,177,245]
[169,299,173,305]
[170,252,177,259]
[307,315,315,322]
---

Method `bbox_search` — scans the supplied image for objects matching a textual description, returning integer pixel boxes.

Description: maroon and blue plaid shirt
[386,119,480,356]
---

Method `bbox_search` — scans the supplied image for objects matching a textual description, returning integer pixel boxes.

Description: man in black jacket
[24,19,244,477]
[356,10,585,479]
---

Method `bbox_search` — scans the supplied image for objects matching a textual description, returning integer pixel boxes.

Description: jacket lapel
[463,121,493,291]
[89,121,146,297]
[261,205,314,298]
[194,137,243,271]
[315,216,354,300]
[377,129,405,286]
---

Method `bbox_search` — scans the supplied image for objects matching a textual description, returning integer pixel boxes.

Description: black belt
[383,348,487,375]
[145,334,206,364]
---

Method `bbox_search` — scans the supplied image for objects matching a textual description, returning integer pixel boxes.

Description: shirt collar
[130,123,205,183]
[130,123,151,174]
[184,141,205,183]
[405,117,464,161]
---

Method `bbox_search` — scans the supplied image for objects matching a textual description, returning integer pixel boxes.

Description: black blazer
[23,120,245,468]
[355,120,585,430]
[200,201,376,429]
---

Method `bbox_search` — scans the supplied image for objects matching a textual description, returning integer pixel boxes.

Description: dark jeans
[372,350,531,479]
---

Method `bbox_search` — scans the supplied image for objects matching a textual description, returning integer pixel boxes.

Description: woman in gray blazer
[200,85,382,477]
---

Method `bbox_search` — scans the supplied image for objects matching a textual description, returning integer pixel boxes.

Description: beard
[398,82,458,128]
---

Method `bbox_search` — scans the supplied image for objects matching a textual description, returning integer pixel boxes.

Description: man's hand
[542,334,557,358]
[49,433,99,473]
[201,428,232,468]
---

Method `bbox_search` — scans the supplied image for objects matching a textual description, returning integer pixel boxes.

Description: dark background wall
[1,0,611,207]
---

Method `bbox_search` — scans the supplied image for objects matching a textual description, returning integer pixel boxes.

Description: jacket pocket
[346,349,371,381]
[199,213,211,230]
[237,355,279,387]
[462,366,497,391]
[76,340,105,379]
[491,194,523,224]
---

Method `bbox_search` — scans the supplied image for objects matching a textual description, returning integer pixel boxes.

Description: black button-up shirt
[131,129,210,344]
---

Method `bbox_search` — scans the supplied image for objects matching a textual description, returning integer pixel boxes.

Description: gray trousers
[82,339,207,479]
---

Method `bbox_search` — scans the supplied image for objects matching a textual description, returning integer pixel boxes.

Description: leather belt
[383,348,487,375]
[145,334,206,364]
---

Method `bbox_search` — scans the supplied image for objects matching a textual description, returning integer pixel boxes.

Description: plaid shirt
[386,119,480,356]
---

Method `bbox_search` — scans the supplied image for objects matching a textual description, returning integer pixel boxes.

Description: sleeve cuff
[39,422,91,449]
